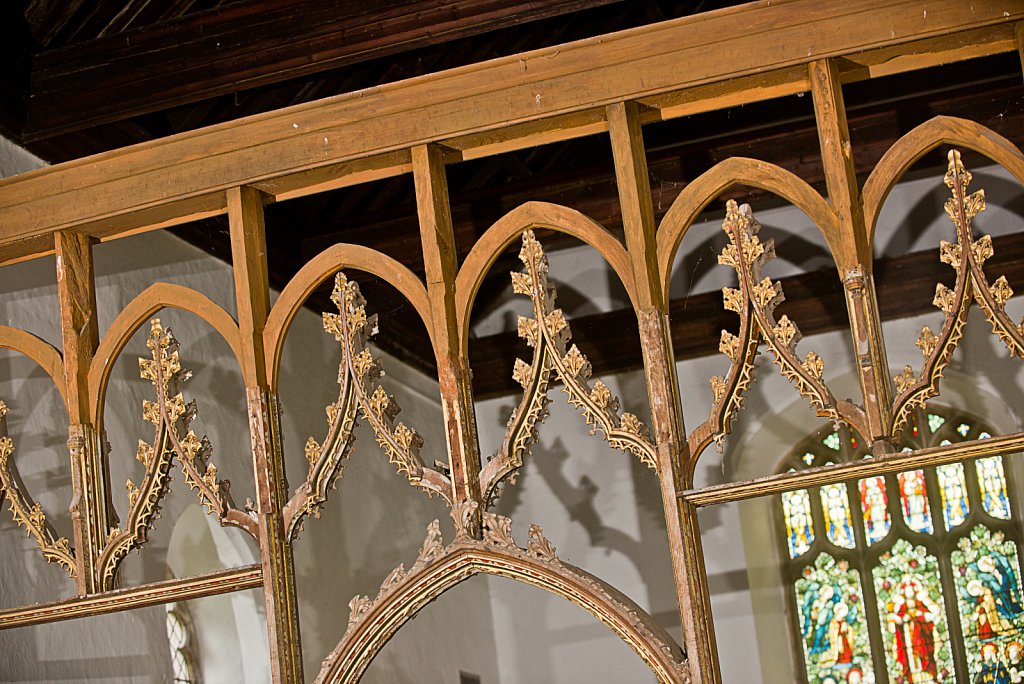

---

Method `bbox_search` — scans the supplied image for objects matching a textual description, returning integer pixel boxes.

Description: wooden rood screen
[0,2,1022,682]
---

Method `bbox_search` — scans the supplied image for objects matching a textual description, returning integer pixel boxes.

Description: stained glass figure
[860,476,890,545]
[784,488,815,557]
[874,541,953,683]
[977,457,1012,520]
[928,414,946,433]
[952,526,1024,680]
[898,469,933,534]
[936,463,969,530]
[821,483,856,549]
[795,554,873,684]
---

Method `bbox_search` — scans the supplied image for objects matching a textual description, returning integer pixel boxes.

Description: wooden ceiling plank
[0,1,1019,264]
[26,0,628,140]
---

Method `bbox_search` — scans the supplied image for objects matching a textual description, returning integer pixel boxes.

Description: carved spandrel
[890,150,1024,434]
[698,200,858,454]
[96,319,255,590]
[0,401,77,579]
[479,231,658,507]
[284,273,452,542]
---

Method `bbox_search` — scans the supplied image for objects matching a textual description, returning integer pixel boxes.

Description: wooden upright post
[411,144,483,518]
[606,102,718,682]
[227,186,303,682]
[55,230,111,595]
[809,59,894,449]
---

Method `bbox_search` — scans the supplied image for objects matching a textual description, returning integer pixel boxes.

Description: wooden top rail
[0,0,1018,265]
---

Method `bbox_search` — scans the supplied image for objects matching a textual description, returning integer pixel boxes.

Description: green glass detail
[937,463,970,530]
[796,554,874,684]
[824,432,842,451]
[874,540,953,683]
[953,526,1024,681]
[783,488,815,558]
[928,414,946,433]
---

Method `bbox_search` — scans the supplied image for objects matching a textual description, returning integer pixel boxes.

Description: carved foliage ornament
[478,231,657,506]
[98,319,255,590]
[891,150,1024,434]
[0,401,76,578]
[318,511,689,684]
[284,274,452,541]
[701,200,859,452]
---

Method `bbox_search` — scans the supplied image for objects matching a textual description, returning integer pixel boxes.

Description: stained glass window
[784,488,815,558]
[860,476,890,545]
[874,541,954,682]
[821,483,856,549]
[898,469,933,534]
[977,457,1012,520]
[937,463,969,530]
[779,406,1018,684]
[795,554,873,683]
[952,526,1024,679]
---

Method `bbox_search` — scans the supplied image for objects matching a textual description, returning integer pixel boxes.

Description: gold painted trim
[682,431,1024,507]
[0,564,262,629]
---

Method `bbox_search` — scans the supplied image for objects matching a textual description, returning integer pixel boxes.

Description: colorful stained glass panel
[859,476,890,545]
[821,483,856,549]
[936,463,970,530]
[977,456,1012,520]
[873,540,954,683]
[898,469,933,534]
[795,554,874,684]
[952,526,1024,680]
[783,488,815,558]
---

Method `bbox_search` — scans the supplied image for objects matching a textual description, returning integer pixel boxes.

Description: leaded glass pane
[928,414,946,433]
[796,554,874,684]
[977,457,1012,520]
[860,476,891,545]
[874,540,954,683]
[784,488,815,558]
[952,526,1024,681]
[937,463,970,531]
[821,483,856,549]
[824,432,842,451]
[899,469,934,534]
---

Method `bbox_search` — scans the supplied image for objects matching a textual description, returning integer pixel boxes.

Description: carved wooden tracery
[0,5,1021,684]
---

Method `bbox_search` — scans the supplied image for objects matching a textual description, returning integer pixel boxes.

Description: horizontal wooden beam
[0,564,262,629]
[683,431,1024,506]
[468,229,1024,398]
[0,0,1018,264]
[26,0,627,141]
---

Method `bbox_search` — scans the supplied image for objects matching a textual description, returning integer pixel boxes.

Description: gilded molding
[480,231,657,506]
[0,401,76,578]
[890,150,1024,434]
[317,511,689,683]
